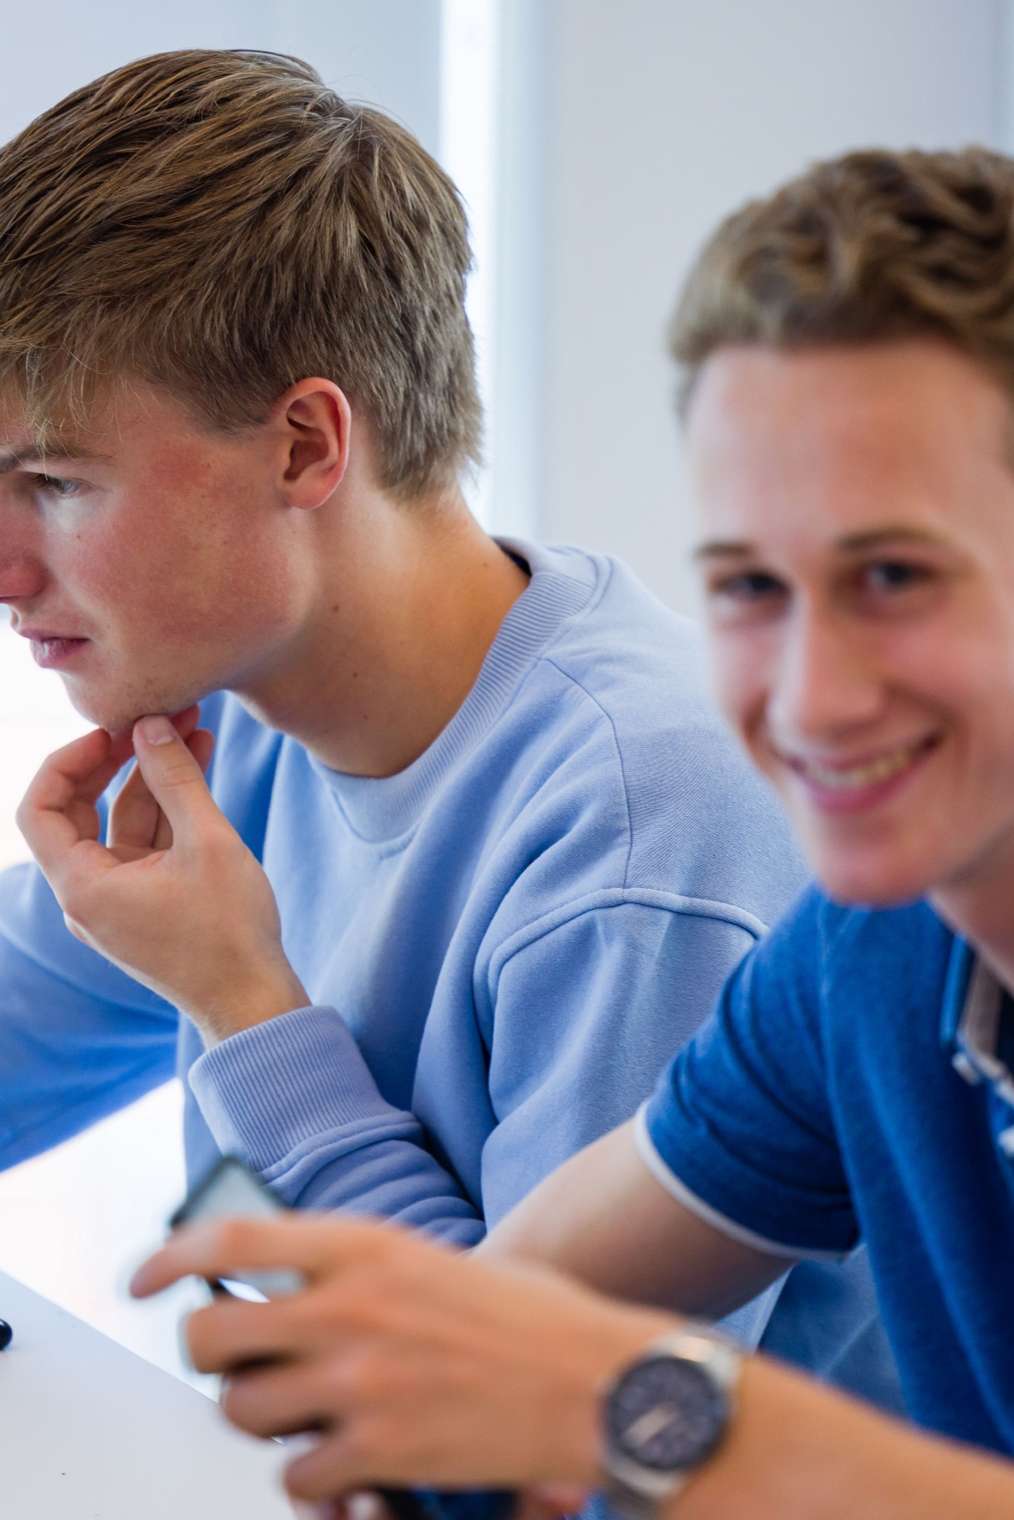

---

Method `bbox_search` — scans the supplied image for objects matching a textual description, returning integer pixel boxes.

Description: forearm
[677,1354,1014,1520]
[188,1004,485,1241]
[483,1120,784,1317]
[0,868,178,1169]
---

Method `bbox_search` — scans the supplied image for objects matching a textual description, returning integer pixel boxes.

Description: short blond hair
[669,146,1014,414]
[0,49,481,496]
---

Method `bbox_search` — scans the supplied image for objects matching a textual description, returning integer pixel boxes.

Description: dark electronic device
[172,1156,515,1520]
[0,1317,12,1351]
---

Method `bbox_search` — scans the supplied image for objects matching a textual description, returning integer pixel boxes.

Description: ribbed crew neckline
[310,537,601,842]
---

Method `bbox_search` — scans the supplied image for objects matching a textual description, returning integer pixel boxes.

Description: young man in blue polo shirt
[134,146,1014,1516]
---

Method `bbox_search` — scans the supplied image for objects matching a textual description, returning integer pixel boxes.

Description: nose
[769,604,883,744]
[0,499,46,608]
[0,557,46,609]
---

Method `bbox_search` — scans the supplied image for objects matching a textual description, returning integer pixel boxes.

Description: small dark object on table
[0,1319,12,1351]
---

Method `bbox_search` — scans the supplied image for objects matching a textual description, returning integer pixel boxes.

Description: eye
[708,570,786,603]
[860,560,934,594]
[31,473,84,500]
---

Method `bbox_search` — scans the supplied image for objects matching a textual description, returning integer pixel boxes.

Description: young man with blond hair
[0,49,895,1405]
[136,145,1014,1515]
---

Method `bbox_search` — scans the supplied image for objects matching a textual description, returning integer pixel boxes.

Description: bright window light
[440,0,498,528]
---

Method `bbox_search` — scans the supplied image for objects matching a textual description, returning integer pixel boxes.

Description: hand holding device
[155,1157,518,1520]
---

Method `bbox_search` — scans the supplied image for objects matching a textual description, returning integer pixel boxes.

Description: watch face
[606,1355,729,1472]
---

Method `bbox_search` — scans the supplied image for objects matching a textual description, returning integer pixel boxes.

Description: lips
[772,734,940,811]
[786,737,938,789]
[32,636,87,653]
[15,627,85,642]
[21,633,90,670]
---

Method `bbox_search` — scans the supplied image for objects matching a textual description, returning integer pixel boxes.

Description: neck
[931,855,1014,996]
[234,488,529,776]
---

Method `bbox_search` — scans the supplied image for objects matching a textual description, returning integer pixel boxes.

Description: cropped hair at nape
[0,48,482,497]
[669,146,1014,415]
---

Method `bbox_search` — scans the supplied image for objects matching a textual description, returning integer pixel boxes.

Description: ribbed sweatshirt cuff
[188,1005,398,1171]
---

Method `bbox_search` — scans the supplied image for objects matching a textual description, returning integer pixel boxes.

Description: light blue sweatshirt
[0,539,896,1398]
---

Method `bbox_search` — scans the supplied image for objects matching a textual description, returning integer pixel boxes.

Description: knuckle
[200,826,234,863]
[185,1313,215,1372]
[329,1421,373,1477]
[219,1375,258,1427]
[59,885,89,923]
[348,1412,412,1482]
[334,1346,391,1403]
[218,1376,241,1418]
[304,1278,373,1337]
[208,1216,254,1260]
[284,1464,318,1502]
[157,755,200,789]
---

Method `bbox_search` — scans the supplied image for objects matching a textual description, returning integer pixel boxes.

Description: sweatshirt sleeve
[187,896,770,1306]
[0,859,179,1169]
[188,1004,485,1241]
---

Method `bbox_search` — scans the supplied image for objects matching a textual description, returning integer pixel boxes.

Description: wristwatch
[600,1327,740,1519]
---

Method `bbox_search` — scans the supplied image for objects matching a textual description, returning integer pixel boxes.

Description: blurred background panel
[0,0,1009,1379]
[532,0,1007,614]
[0,1,443,150]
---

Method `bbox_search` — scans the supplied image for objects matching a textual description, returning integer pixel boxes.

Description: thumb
[132,714,219,844]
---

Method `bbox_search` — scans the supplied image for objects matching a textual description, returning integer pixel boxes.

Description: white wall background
[0,0,1011,1384]
[0,2,442,151]
[536,0,1008,613]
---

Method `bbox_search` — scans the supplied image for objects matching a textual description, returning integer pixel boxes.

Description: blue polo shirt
[640,886,1014,1454]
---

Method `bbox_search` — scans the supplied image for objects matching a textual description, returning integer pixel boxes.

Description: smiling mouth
[780,735,940,792]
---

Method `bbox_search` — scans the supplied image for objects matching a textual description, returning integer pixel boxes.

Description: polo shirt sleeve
[641,888,859,1259]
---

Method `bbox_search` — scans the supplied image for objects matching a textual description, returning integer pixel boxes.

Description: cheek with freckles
[82,462,288,654]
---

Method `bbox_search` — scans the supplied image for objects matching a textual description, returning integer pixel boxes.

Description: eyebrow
[0,444,109,475]
[692,526,947,562]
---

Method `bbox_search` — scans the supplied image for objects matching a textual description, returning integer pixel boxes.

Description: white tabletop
[0,1268,301,1518]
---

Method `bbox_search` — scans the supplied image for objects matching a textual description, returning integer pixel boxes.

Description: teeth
[802,745,921,790]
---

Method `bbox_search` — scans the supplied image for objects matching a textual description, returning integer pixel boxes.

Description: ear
[274,379,352,509]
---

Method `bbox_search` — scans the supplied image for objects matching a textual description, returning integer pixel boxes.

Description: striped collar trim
[943,940,1014,1128]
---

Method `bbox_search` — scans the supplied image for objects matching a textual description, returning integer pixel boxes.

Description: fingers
[17,727,126,879]
[281,1429,442,1504]
[106,704,200,750]
[284,1431,368,1504]
[154,729,214,849]
[130,1214,396,1299]
[109,761,165,854]
[335,1492,394,1520]
[188,727,215,775]
[185,1296,310,1377]
[129,714,222,847]
[109,722,214,854]
[18,711,202,877]
[220,1359,336,1439]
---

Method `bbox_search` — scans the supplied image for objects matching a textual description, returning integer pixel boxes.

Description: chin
[63,692,123,734]
[812,852,930,910]
[64,680,201,737]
